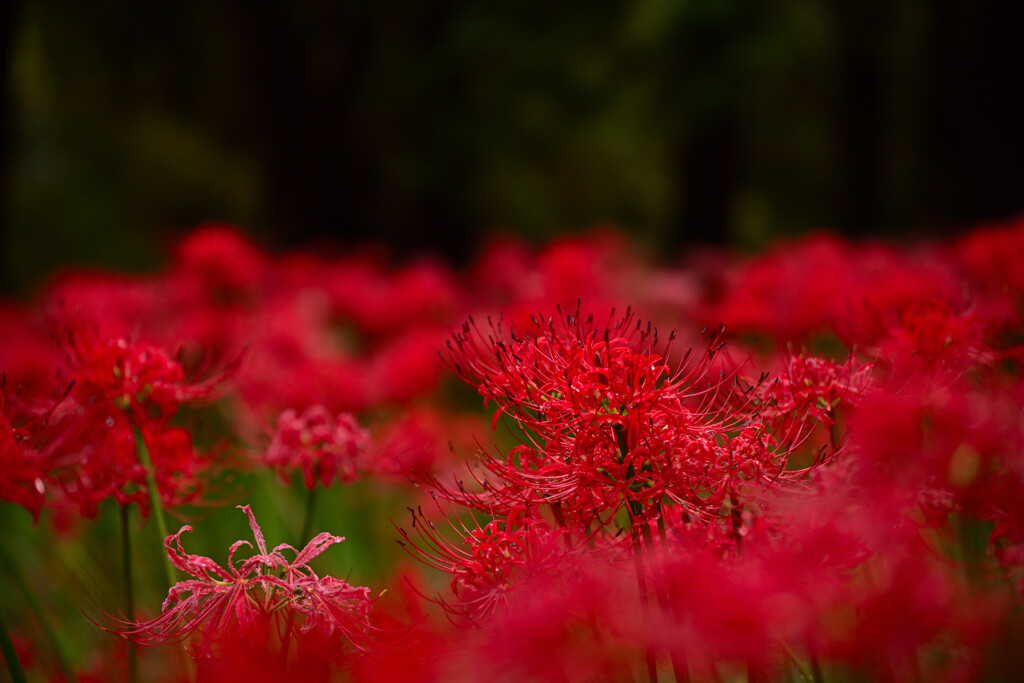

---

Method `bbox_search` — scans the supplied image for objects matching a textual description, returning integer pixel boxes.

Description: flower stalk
[298,484,318,550]
[627,500,657,683]
[0,609,27,683]
[132,426,175,590]
[0,544,74,681]
[120,504,138,683]
[656,517,690,683]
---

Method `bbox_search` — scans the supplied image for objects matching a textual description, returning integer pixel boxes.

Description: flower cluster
[3,219,1024,681]
[438,308,821,526]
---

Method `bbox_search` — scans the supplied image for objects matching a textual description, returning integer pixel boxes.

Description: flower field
[3,221,1024,682]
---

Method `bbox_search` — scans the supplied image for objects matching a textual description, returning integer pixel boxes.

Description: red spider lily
[874,301,999,375]
[1,380,75,520]
[710,233,964,345]
[954,216,1024,318]
[173,223,268,300]
[56,319,235,429]
[45,418,207,518]
[397,499,575,622]
[264,405,371,489]
[762,353,872,436]
[367,407,486,482]
[18,315,238,516]
[0,404,47,520]
[440,306,816,525]
[106,505,375,657]
[465,231,640,332]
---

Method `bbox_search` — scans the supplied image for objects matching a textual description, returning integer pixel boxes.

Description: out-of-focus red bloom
[237,292,369,418]
[0,399,47,520]
[466,231,641,332]
[25,317,234,517]
[0,303,61,398]
[709,233,963,345]
[874,301,998,375]
[954,216,1024,316]
[41,272,165,345]
[265,405,371,488]
[322,257,458,336]
[174,223,267,299]
[431,562,643,682]
[709,234,853,340]
[367,407,487,482]
[58,320,232,429]
[366,326,447,405]
[107,505,375,658]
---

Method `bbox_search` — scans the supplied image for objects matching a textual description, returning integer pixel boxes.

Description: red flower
[441,307,813,524]
[106,505,374,656]
[875,301,997,375]
[763,353,871,436]
[0,404,47,520]
[23,316,238,516]
[58,320,233,429]
[397,500,572,621]
[44,418,206,518]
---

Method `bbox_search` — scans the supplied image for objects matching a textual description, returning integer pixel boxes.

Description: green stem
[656,517,690,683]
[132,426,175,589]
[0,545,74,681]
[551,503,568,531]
[810,653,824,683]
[615,421,658,683]
[628,502,658,683]
[279,619,293,671]
[728,493,743,553]
[827,410,840,458]
[0,609,27,683]
[299,484,318,545]
[778,638,815,682]
[120,505,138,683]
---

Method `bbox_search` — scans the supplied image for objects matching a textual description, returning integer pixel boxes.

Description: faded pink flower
[106,505,374,656]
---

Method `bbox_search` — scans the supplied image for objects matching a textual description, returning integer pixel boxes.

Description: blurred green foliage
[2,0,1022,294]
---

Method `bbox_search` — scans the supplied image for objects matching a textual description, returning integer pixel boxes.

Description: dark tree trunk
[921,0,1024,231]
[833,3,885,235]
[0,1,23,293]
[677,112,739,247]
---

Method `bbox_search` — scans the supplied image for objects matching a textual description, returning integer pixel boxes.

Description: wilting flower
[265,405,371,488]
[106,505,374,657]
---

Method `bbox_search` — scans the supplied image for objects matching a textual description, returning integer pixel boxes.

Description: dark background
[2,0,1023,294]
